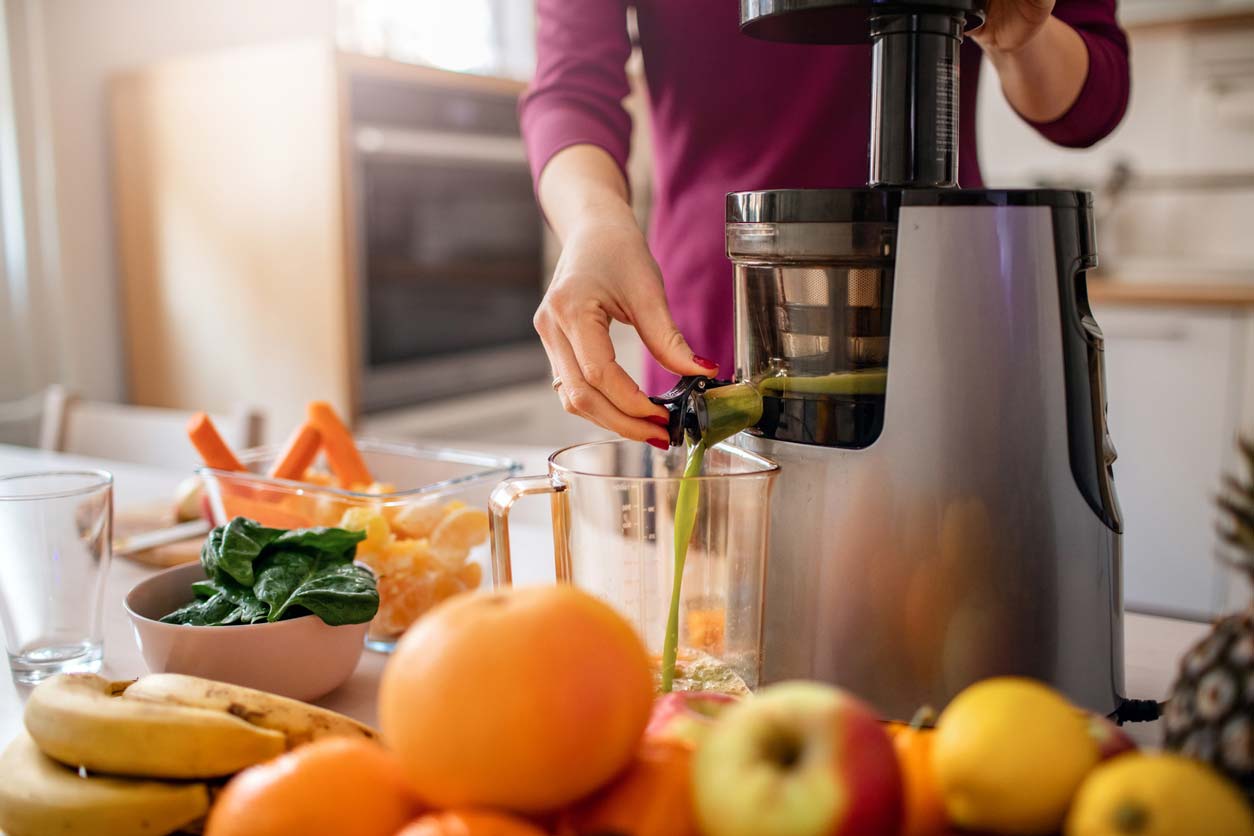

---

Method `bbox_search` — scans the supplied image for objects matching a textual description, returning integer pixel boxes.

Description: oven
[350,75,549,412]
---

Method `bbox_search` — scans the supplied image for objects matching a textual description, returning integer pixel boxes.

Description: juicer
[710,0,1125,718]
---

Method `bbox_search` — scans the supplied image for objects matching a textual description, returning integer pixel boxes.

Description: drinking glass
[490,440,778,693]
[0,471,113,683]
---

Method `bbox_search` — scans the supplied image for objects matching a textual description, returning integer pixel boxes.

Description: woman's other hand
[971,0,1055,53]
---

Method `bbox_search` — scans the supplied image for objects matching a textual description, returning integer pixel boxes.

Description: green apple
[693,681,902,836]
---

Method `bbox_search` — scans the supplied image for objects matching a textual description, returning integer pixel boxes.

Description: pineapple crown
[1217,435,1254,575]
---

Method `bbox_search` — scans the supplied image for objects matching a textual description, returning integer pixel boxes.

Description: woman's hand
[534,217,717,445]
[972,4,1089,124]
[970,0,1055,54]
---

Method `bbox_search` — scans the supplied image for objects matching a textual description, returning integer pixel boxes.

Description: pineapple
[1163,436,1254,801]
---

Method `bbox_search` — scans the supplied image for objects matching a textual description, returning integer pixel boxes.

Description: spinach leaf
[202,517,284,587]
[169,518,377,627]
[213,574,270,624]
[254,549,376,624]
[271,527,365,557]
[281,563,379,626]
[253,549,339,620]
[160,592,242,626]
[190,580,218,600]
[162,575,269,626]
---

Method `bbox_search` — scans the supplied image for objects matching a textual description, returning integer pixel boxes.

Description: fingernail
[646,415,670,427]
[647,438,670,451]
[693,355,718,370]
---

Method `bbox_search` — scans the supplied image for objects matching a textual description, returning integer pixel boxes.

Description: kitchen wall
[14,0,336,402]
[976,16,1254,275]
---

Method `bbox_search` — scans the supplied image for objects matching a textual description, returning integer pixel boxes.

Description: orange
[886,714,949,836]
[205,737,420,836]
[397,809,550,836]
[558,740,698,836]
[379,586,654,813]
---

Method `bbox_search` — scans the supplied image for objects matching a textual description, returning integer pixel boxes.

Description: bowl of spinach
[125,518,381,701]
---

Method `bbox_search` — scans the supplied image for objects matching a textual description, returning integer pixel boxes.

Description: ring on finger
[551,376,563,391]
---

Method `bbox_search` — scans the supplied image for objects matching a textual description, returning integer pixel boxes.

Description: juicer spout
[649,376,764,448]
[650,376,730,448]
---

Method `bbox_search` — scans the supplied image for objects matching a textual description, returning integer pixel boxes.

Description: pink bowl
[124,563,367,702]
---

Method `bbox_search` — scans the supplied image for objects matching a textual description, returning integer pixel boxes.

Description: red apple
[1088,713,1137,761]
[645,691,738,747]
[693,681,902,836]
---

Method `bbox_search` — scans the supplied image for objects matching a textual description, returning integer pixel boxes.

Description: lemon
[934,677,1099,834]
[1066,753,1254,836]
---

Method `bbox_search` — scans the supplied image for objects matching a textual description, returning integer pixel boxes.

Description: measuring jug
[489,439,779,693]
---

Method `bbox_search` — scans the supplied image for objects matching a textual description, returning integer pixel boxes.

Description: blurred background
[0,0,1251,618]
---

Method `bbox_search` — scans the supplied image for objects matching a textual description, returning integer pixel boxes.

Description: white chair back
[39,385,264,469]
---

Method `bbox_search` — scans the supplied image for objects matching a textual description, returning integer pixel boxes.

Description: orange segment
[429,506,489,566]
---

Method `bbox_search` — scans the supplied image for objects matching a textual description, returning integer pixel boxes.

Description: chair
[38,385,265,469]
[0,391,47,448]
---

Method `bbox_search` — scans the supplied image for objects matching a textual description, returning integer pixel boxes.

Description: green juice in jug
[658,382,762,694]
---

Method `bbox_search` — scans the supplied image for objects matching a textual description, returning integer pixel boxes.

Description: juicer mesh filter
[770,266,888,365]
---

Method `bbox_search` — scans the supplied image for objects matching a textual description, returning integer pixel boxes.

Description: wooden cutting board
[113,502,206,567]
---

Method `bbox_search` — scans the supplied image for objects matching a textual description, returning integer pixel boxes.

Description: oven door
[355,127,549,412]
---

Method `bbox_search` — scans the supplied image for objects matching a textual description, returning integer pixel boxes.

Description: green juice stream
[658,381,763,692]
[660,439,705,693]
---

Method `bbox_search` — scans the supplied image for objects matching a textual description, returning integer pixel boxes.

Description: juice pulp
[651,648,750,696]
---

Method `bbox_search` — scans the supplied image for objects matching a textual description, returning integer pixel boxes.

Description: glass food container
[198,439,519,651]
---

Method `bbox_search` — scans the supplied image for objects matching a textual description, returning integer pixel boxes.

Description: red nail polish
[646,415,670,427]
[647,438,670,451]
[693,355,718,370]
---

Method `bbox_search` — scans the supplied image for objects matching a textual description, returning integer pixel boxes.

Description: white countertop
[0,443,1211,748]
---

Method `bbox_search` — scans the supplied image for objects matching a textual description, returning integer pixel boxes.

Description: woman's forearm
[538,144,638,243]
[985,16,1090,123]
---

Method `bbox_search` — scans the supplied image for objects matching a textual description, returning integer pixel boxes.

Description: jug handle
[489,474,567,586]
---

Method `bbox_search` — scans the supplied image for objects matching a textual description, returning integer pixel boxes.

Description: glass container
[198,439,519,650]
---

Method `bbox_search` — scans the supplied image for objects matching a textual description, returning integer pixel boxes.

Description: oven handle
[354,125,527,166]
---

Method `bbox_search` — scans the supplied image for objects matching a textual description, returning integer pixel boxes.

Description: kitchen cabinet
[110,45,531,435]
[1094,304,1251,619]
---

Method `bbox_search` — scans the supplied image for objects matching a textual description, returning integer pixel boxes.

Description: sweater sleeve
[1021,0,1130,148]
[518,0,634,187]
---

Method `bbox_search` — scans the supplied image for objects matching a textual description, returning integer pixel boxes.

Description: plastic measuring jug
[489,439,779,693]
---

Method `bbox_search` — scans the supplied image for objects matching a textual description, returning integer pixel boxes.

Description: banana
[0,732,209,836]
[122,673,378,747]
[24,673,285,779]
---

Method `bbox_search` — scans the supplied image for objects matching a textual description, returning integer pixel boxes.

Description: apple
[645,691,738,747]
[1088,713,1137,760]
[693,681,902,836]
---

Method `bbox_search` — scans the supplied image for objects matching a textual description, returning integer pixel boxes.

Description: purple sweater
[520,0,1130,394]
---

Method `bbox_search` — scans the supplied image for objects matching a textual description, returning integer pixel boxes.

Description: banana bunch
[0,672,376,836]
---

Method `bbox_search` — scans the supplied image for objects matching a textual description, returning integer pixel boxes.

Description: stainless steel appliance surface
[350,77,549,412]
[721,0,1126,719]
[732,193,1124,718]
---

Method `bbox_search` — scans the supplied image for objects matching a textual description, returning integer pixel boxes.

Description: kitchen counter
[1089,278,1254,308]
[0,443,1212,749]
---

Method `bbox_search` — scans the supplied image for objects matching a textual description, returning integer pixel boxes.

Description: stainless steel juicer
[728,0,1125,718]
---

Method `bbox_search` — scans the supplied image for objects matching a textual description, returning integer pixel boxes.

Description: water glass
[0,471,113,683]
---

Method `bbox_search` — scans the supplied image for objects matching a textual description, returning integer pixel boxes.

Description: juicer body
[734,192,1125,718]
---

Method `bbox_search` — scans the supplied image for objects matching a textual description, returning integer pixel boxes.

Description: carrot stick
[187,412,245,472]
[268,422,322,480]
[306,401,372,489]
